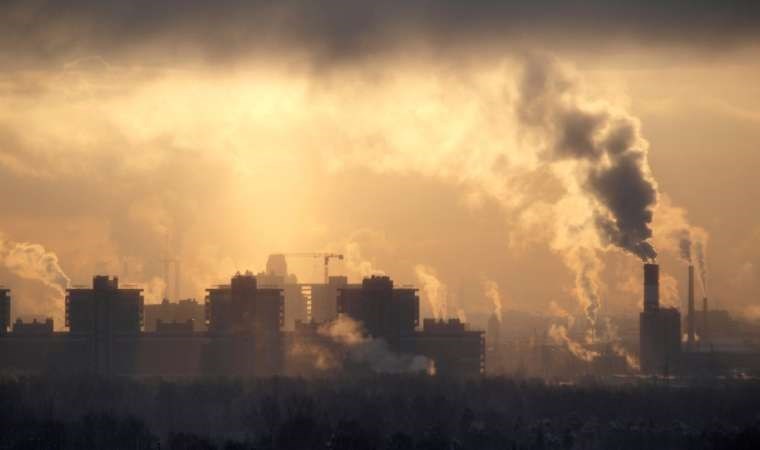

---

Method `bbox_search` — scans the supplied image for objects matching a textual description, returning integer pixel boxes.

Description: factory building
[639,263,682,374]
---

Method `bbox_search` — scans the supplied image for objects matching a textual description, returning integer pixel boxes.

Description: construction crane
[279,253,344,284]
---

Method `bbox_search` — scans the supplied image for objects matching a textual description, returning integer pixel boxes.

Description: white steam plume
[548,323,599,362]
[141,276,167,304]
[695,239,708,297]
[482,279,503,322]
[0,235,70,314]
[414,264,448,320]
[601,317,640,371]
[319,316,434,374]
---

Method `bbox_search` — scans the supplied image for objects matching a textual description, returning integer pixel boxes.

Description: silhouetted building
[487,313,503,373]
[639,264,682,373]
[205,272,284,375]
[403,319,484,378]
[12,318,54,335]
[0,272,485,379]
[266,254,288,278]
[65,276,144,375]
[0,288,9,334]
[144,298,206,332]
[156,319,194,334]
[66,276,143,334]
[337,275,419,350]
[205,271,284,334]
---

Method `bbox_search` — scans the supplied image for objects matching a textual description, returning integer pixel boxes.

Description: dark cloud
[1,1,759,69]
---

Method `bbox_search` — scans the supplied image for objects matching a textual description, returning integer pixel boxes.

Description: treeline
[1,374,760,449]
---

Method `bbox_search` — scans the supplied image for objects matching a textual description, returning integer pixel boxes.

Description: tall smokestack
[175,259,181,301]
[687,265,695,349]
[703,296,709,346]
[644,263,659,312]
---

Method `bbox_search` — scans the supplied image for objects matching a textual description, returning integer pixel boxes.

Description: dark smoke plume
[517,58,658,261]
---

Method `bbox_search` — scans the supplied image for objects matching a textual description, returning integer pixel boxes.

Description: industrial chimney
[644,263,659,312]
[702,296,709,347]
[687,265,695,349]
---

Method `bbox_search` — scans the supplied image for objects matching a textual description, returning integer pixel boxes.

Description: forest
[1,374,759,450]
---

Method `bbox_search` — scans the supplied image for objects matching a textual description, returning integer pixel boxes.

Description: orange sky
[1,1,759,328]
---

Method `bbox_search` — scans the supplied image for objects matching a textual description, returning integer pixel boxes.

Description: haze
[1,0,759,329]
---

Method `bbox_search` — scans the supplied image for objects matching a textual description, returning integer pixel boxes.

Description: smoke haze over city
[3,2,760,449]
[2,1,758,328]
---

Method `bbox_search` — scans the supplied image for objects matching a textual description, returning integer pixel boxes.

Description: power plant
[639,263,682,373]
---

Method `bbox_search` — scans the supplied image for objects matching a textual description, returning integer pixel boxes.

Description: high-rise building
[205,272,284,375]
[337,275,419,349]
[65,276,144,375]
[205,271,284,334]
[66,276,143,334]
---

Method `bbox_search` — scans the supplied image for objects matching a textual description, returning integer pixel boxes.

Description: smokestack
[175,259,181,301]
[644,263,659,312]
[703,296,709,346]
[163,258,171,301]
[687,265,695,349]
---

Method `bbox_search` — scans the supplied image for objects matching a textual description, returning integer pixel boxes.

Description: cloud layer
[2,1,760,69]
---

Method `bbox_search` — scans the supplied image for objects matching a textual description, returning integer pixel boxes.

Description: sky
[1,1,759,329]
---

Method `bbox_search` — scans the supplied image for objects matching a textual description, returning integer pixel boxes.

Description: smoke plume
[548,324,599,363]
[548,301,575,329]
[414,265,448,320]
[517,56,659,262]
[601,317,640,371]
[482,279,503,323]
[141,276,167,304]
[318,316,433,375]
[0,235,70,319]
[695,239,708,296]
[337,229,388,282]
